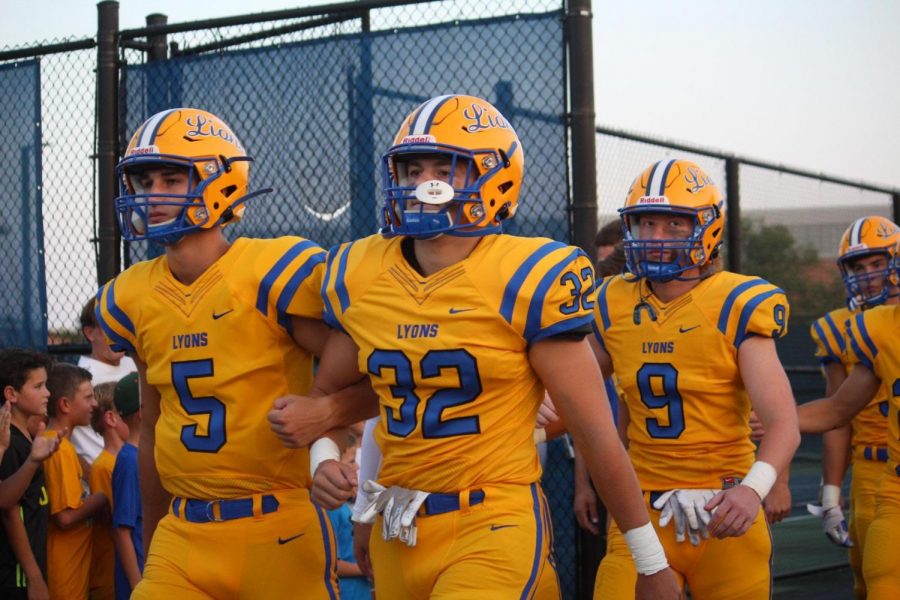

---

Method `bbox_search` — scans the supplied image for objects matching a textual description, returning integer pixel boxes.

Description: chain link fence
[119,0,570,263]
[0,41,99,349]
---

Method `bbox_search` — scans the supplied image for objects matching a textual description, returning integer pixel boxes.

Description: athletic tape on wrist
[740,461,777,501]
[623,522,669,576]
[821,484,841,509]
[309,437,341,478]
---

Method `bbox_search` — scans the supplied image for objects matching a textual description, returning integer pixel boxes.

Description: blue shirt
[112,443,143,600]
[326,503,371,600]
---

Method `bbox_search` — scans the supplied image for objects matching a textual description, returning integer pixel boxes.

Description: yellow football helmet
[116,108,269,245]
[619,159,725,281]
[837,216,900,309]
[380,94,525,238]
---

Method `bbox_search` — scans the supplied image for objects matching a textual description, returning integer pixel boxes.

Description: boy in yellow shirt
[88,381,126,600]
[44,363,109,599]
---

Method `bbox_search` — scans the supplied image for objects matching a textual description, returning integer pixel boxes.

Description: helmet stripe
[410,94,455,135]
[657,160,677,196]
[644,161,661,196]
[138,108,177,147]
[850,217,865,247]
[648,159,676,196]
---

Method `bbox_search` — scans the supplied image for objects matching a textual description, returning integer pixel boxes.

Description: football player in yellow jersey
[297,94,679,599]
[591,159,800,599]
[808,216,899,598]
[798,244,900,600]
[94,108,360,599]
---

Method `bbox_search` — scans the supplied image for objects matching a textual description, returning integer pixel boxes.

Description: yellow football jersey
[846,305,900,469]
[322,234,596,492]
[811,307,889,449]
[593,271,789,490]
[96,237,325,499]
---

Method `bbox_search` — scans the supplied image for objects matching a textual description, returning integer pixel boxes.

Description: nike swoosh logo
[678,325,700,333]
[212,309,235,320]
[277,533,305,545]
[449,308,476,314]
[490,524,518,531]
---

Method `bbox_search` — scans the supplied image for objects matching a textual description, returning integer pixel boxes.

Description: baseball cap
[114,372,141,417]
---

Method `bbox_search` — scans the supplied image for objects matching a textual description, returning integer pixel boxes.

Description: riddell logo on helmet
[128,145,160,156]
[846,243,869,252]
[637,196,669,204]
[400,135,436,144]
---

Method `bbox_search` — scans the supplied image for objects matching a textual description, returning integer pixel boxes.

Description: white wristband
[622,522,668,576]
[309,437,341,477]
[740,461,777,501]
[821,484,841,509]
[533,428,547,444]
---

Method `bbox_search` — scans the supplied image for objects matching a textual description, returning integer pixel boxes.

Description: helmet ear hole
[498,148,511,168]
[498,181,513,194]
[222,185,237,198]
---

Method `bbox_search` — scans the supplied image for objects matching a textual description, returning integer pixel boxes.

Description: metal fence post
[565,0,604,594]
[725,157,741,273]
[349,9,375,240]
[97,0,120,285]
[146,13,168,61]
[893,192,900,227]
[566,0,597,255]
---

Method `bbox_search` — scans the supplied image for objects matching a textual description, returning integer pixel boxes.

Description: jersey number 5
[368,349,482,439]
[172,359,226,453]
[637,362,685,439]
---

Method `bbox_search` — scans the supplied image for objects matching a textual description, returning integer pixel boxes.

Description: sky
[2,0,898,188]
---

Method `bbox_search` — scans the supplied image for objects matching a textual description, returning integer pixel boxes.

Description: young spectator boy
[0,349,59,600]
[72,298,137,477]
[89,381,125,600]
[327,428,371,600]
[110,372,143,599]
[45,363,108,599]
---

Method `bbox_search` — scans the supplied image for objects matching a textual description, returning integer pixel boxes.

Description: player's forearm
[821,426,851,486]
[562,390,649,531]
[318,378,379,428]
[755,417,799,475]
[0,457,39,509]
[114,527,143,588]
[798,398,851,434]
[579,432,651,532]
[800,365,880,433]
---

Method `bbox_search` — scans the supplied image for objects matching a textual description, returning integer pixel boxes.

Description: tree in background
[737,219,844,317]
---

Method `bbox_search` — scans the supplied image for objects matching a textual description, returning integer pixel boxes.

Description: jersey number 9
[637,362,685,439]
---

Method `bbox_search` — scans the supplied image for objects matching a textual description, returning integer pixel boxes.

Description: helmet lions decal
[619,159,725,281]
[116,108,269,245]
[380,94,524,238]
[837,216,900,309]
